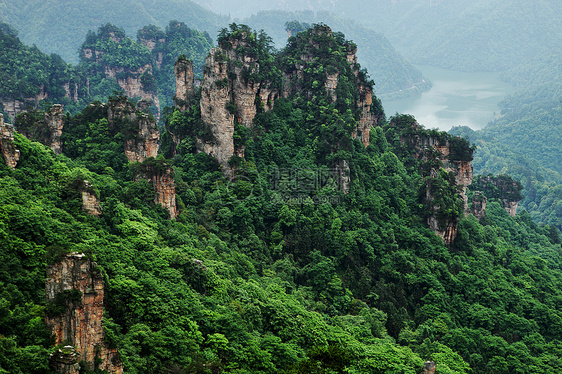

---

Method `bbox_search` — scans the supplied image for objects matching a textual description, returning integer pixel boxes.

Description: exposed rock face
[63,83,79,102]
[471,175,522,217]
[138,36,165,52]
[0,114,20,169]
[334,159,351,194]
[80,180,101,216]
[325,72,339,101]
[1,99,30,121]
[504,200,518,217]
[16,104,65,154]
[49,346,80,374]
[434,145,473,212]
[107,97,159,163]
[148,167,177,219]
[107,65,159,112]
[471,191,487,220]
[174,58,195,110]
[423,361,437,374]
[45,253,123,374]
[199,48,236,170]
[354,84,375,147]
[398,119,474,245]
[45,104,65,154]
[197,25,376,182]
[82,36,159,115]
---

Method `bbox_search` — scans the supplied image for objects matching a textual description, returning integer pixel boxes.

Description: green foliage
[241,11,432,98]
[472,174,524,203]
[0,0,226,65]
[3,23,562,374]
[45,289,83,317]
[0,24,78,104]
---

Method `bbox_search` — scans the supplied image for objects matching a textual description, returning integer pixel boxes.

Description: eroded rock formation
[397,118,474,245]
[45,104,65,154]
[0,113,20,169]
[470,191,487,220]
[80,180,102,216]
[198,31,283,170]
[471,174,523,217]
[148,167,177,219]
[199,48,236,170]
[423,361,437,374]
[15,104,65,154]
[82,35,159,115]
[175,57,195,110]
[196,25,377,179]
[107,97,159,163]
[133,160,178,219]
[45,253,123,374]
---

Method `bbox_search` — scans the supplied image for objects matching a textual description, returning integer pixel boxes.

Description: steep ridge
[0,113,20,169]
[15,104,65,154]
[194,24,379,176]
[45,253,123,374]
[389,114,474,245]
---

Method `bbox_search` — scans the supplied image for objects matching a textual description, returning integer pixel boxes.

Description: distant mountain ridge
[0,0,227,64]
[241,11,431,97]
[194,0,562,73]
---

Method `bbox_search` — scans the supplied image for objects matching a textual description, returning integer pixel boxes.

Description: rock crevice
[45,253,123,374]
[0,114,20,169]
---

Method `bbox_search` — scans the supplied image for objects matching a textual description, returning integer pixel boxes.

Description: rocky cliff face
[137,165,178,219]
[174,57,195,111]
[470,191,487,220]
[433,144,473,211]
[199,48,236,170]
[105,65,160,111]
[0,113,20,169]
[80,180,102,216]
[398,119,474,245]
[423,361,437,374]
[107,97,177,217]
[196,25,376,178]
[471,175,522,217]
[16,104,65,154]
[45,104,65,154]
[107,97,159,163]
[45,253,123,374]
[198,33,282,170]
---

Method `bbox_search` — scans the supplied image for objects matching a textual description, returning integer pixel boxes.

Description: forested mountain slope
[0,21,213,120]
[449,49,562,231]
[240,12,431,98]
[1,24,562,374]
[0,0,226,64]
[0,2,430,100]
[195,0,562,72]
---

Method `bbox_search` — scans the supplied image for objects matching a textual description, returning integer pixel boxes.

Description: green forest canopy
[1,24,562,374]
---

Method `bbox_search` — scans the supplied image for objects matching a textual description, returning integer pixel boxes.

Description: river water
[381,65,516,131]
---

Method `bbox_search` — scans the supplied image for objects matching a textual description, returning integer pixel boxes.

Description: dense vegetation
[0,21,213,120]
[0,22,83,120]
[0,0,226,64]
[196,0,562,73]
[78,21,213,111]
[241,12,431,98]
[2,24,562,374]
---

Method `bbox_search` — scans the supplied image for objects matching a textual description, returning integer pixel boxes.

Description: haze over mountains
[2,1,562,373]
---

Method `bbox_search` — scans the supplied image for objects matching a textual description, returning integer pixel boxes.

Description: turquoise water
[382,65,516,131]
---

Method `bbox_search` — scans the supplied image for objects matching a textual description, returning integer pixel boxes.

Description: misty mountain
[0,0,227,64]
[194,0,562,72]
[240,11,431,97]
